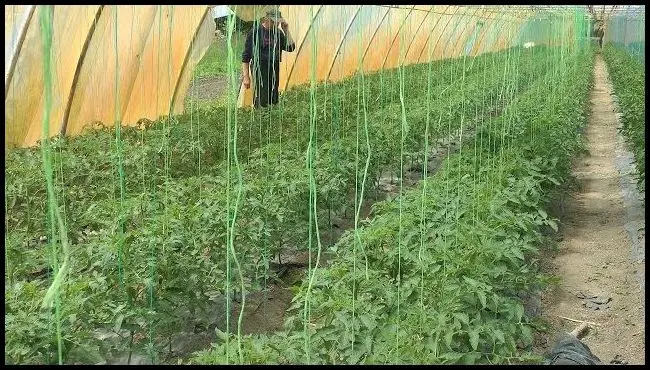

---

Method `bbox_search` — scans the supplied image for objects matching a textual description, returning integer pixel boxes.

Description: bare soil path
[537,53,645,365]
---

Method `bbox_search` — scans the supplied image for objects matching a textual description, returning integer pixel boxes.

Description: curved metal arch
[60,5,105,136]
[458,6,504,56]
[511,16,532,47]
[380,4,417,70]
[485,15,525,55]
[283,5,325,91]
[169,6,211,112]
[118,6,163,123]
[471,12,510,56]
[498,21,521,50]
[402,5,436,63]
[5,5,37,98]
[440,7,482,60]
[358,5,392,69]
[500,18,523,48]
[461,9,491,57]
[417,7,456,63]
[415,5,451,63]
[325,5,363,82]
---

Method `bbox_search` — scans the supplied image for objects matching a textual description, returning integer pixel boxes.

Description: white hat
[212,5,233,19]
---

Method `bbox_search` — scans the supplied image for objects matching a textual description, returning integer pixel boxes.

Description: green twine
[38,5,68,365]
[396,18,409,362]
[112,5,128,302]
[303,5,324,364]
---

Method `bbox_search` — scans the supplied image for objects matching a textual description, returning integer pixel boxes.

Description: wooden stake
[559,315,601,327]
[570,322,590,339]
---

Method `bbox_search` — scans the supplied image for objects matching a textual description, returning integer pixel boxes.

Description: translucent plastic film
[606,8,645,63]
[238,5,532,107]
[4,5,212,148]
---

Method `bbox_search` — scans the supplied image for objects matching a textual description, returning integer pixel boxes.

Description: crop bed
[5,45,595,364]
[602,44,645,191]
[190,46,595,365]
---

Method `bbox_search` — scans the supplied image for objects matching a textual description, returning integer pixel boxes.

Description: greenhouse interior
[4,4,646,365]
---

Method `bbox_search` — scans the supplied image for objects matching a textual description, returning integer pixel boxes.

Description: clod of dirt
[610,354,629,365]
[169,332,213,356]
[577,292,612,311]
[270,248,313,267]
[591,295,612,305]
[575,290,597,299]
[584,300,611,311]
[108,353,153,365]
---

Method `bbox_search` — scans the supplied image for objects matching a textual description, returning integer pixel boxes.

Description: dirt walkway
[538,54,645,364]
[185,75,230,101]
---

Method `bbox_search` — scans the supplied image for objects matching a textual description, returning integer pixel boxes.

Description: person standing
[596,26,605,49]
[241,9,296,108]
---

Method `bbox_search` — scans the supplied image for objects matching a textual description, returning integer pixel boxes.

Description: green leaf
[215,328,229,342]
[521,325,533,346]
[114,314,124,333]
[469,329,479,351]
[514,303,524,322]
[463,276,479,287]
[461,352,480,365]
[537,209,547,219]
[440,351,463,363]
[477,290,487,308]
[494,329,505,344]
[547,176,561,185]
[453,312,469,326]
[359,314,375,330]
[547,219,558,232]
[444,330,455,348]
[511,247,524,261]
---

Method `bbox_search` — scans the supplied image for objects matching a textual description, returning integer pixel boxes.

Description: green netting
[606,13,645,63]
[5,5,602,365]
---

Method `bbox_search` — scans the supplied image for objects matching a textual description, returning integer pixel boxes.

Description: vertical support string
[38,5,67,364]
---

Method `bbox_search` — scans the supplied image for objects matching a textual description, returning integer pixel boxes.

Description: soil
[185,75,232,102]
[163,105,484,365]
[228,273,299,335]
[535,53,645,365]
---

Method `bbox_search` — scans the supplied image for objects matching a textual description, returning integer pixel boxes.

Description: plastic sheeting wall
[517,13,583,48]
[237,5,533,107]
[7,5,580,149]
[606,11,645,63]
[5,5,213,148]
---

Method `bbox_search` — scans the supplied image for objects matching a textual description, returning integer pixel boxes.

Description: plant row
[190,47,595,364]
[4,46,547,238]
[5,45,559,364]
[602,44,645,191]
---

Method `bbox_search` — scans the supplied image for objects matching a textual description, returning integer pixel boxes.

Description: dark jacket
[241,25,296,65]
